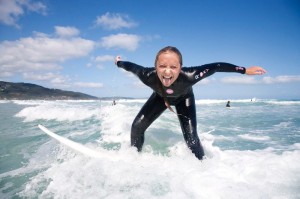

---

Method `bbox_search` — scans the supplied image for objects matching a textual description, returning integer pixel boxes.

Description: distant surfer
[226,101,231,107]
[112,100,116,106]
[114,46,266,160]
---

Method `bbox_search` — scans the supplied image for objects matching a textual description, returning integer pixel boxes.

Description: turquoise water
[0,99,300,198]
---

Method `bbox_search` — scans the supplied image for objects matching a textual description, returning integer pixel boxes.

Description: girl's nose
[165,68,171,74]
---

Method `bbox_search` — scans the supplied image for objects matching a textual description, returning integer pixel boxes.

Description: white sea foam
[16,139,300,199]
[12,100,48,106]
[16,106,98,122]
[276,101,300,105]
[15,101,100,122]
[238,134,271,141]
[98,103,135,143]
[117,99,147,103]
[98,102,182,144]
[274,121,293,128]
[264,100,300,105]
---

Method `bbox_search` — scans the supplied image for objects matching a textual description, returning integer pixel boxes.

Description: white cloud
[0,27,95,75]
[100,33,141,51]
[221,76,258,84]
[74,82,104,88]
[220,75,300,85]
[55,26,80,37]
[94,55,114,62]
[51,76,69,84]
[23,72,66,81]
[0,71,14,78]
[23,72,70,86]
[95,12,137,30]
[0,0,46,28]
[262,75,300,84]
[23,72,57,81]
[87,55,114,70]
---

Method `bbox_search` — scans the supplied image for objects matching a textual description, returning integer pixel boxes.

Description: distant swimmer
[226,101,231,107]
[114,46,266,160]
[112,100,116,106]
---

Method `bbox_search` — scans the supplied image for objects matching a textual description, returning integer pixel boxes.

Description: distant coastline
[1,81,297,101]
[0,81,99,100]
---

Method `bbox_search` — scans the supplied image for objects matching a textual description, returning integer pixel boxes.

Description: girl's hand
[115,56,121,65]
[245,66,267,75]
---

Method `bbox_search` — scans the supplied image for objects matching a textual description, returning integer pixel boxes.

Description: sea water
[0,99,299,199]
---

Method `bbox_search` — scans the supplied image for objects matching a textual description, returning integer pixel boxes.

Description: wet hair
[154,46,183,67]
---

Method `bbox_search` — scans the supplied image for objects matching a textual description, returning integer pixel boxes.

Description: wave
[117,99,147,103]
[264,100,300,105]
[15,101,100,122]
[238,134,271,141]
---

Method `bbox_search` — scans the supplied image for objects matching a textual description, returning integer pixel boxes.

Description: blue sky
[0,0,299,99]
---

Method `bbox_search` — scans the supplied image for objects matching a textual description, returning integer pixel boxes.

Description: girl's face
[156,51,181,87]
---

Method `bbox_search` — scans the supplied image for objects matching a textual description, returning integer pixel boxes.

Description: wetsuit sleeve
[209,62,246,74]
[116,61,155,85]
[183,62,246,83]
[116,61,145,76]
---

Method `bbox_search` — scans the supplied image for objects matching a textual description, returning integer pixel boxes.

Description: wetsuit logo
[166,89,174,94]
[235,67,243,71]
[195,69,209,79]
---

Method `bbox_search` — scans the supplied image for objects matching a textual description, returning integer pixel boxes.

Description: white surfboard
[38,124,113,159]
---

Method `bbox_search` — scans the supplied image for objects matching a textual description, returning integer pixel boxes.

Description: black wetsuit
[117,61,246,160]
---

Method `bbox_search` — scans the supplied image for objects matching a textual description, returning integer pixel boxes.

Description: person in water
[114,46,266,160]
[226,101,231,107]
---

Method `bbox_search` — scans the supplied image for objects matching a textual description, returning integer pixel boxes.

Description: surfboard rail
[38,124,109,159]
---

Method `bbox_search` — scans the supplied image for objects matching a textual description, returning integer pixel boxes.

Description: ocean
[0,99,300,199]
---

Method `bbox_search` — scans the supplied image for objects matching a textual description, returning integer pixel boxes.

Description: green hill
[0,81,98,100]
